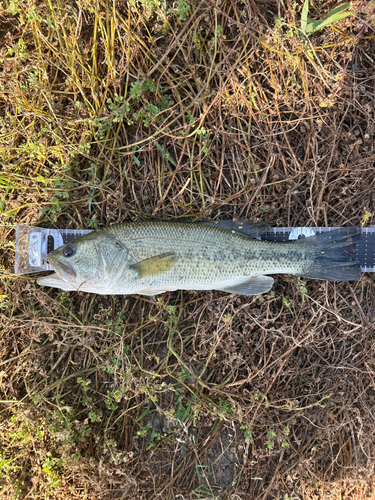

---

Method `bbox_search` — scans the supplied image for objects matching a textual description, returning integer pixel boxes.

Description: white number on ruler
[53,233,64,249]
[288,228,316,240]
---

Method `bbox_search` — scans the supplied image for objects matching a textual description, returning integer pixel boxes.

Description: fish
[36,220,362,296]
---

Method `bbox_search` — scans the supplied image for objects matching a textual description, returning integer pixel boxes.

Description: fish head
[37,232,130,292]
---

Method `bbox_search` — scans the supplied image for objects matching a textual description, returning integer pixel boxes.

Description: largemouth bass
[37,221,362,296]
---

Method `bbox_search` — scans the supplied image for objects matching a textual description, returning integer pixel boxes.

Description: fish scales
[37,221,362,296]
[109,222,310,288]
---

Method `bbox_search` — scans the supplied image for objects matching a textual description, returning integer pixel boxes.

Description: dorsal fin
[204,220,270,239]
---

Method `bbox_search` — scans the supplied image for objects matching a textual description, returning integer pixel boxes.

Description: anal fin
[219,275,274,296]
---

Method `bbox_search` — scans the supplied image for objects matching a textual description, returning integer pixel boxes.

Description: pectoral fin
[130,252,177,278]
[219,275,274,296]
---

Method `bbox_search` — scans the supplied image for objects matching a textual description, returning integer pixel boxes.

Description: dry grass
[1,0,375,498]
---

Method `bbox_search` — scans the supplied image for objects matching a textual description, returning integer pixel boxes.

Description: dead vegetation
[1,0,375,498]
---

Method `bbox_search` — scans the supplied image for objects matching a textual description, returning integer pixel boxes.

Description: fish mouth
[47,254,76,283]
[37,272,79,291]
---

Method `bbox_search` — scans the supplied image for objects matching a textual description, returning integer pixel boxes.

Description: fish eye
[63,246,75,258]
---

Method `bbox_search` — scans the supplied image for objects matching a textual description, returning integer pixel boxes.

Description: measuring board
[14,224,375,275]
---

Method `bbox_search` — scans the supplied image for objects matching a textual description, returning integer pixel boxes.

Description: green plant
[105,390,120,411]
[195,462,209,484]
[265,430,277,450]
[282,296,294,316]
[295,277,307,303]
[42,454,64,488]
[176,0,190,20]
[107,95,132,124]
[240,424,253,444]
[301,1,352,36]
[155,141,176,166]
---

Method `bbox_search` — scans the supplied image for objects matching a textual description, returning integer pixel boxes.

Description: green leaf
[155,141,176,166]
[306,3,351,34]
[136,407,150,422]
[88,190,95,214]
[3,207,20,217]
[131,154,140,166]
[301,0,309,33]
[38,206,50,219]
[0,176,14,186]
[321,2,351,20]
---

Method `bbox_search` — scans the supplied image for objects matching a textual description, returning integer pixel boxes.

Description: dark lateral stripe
[260,227,375,273]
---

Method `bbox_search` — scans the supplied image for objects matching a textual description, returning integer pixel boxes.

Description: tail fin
[299,227,362,281]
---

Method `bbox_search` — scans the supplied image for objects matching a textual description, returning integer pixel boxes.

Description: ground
[0,0,375,498]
